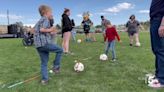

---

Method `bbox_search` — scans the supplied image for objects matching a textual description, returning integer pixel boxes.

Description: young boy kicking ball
[104,21,121,62]
[34,5,63,85]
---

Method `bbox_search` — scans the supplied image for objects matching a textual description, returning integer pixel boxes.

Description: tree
[95,25,102,28]
[56,24,61,29]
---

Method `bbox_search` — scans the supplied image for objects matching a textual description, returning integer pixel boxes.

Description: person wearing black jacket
[61,8,72,54]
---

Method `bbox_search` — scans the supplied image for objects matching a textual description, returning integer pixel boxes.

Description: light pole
[7,10,9,25]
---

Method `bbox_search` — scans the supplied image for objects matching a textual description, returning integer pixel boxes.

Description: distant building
[0,25,8,34]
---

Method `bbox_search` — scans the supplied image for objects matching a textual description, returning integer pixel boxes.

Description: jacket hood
[62,14,67,17]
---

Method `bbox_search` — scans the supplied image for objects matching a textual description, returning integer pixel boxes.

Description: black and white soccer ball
[74,61,84,72]
[145,73,158,84]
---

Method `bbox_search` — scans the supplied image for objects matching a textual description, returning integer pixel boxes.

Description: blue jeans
[150,18,164,85]
[37,44,63,81]
[105,40,116,59]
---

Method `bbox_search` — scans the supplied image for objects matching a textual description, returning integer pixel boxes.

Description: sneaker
[111,59,116,62]
[64,51,74,55]
[53,68,60,74]
[148,80,164,88]
[130,44,133,46]
[41,80,48,85]
[113,59,116,62]
[67,51,75,55]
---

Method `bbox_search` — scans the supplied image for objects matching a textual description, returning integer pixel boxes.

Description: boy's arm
[40,27,54,33]
[114,28,120,41]
[40,19,55,33]
[158,17,164,37]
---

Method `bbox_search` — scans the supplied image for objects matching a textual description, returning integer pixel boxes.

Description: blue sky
[0,0,151,26]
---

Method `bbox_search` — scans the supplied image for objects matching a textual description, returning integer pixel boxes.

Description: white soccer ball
[99,54,108,61]
[49,70,53,73]
[74,62,84,72]
[136,42,141,47]
[77,39,82,43]
[148,78,158,85]
[145,74,157,84]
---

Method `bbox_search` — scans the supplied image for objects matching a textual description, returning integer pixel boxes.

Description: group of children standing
[33,0,164,88]
[33,5,121,85]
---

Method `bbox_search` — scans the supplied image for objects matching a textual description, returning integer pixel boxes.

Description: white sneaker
[148,82,164,89]
[148,79,164,88]
[111,59,116,62]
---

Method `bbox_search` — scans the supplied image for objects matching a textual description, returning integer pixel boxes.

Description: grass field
[0,32,163,92]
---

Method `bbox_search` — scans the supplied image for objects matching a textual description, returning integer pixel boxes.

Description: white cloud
[95,12,108,15]
[0,14,6,18]
[139,10,149,14]
[0,13,23,20]
[77,13,93,18]
[77,14,83,18]
[104,2,134,13]
[24,24,35,27]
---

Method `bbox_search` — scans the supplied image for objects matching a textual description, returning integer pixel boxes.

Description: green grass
[0,32,163,92]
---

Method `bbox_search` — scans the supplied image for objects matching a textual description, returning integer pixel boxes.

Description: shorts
[84,30,90,34]
[128,31,138,36]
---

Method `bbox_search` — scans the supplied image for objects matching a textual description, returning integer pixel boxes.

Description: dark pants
[150,18,164,85]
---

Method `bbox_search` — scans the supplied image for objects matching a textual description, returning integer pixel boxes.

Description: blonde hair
[39,5,52,16]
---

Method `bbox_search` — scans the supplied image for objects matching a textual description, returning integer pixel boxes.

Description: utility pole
[7,10,9,25]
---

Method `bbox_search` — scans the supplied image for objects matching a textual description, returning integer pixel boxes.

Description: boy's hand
[50,32,56,35]
[119,40,122,44]
[158,18,164,37]
[51,27,58,32]
[50,27,58,35]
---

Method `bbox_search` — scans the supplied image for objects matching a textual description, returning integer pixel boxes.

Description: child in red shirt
[104,21,121,61]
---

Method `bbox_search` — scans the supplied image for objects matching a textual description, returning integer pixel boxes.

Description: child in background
[49,15,57,44]
[34,5,63,85]
[81,12,93,42]
[90,23,96,42]
[71,19,76,42]
[104,20,121,62]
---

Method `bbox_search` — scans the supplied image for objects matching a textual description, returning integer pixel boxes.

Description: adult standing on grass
[61,8,73,54]
[101,16,109,42]
[148,0,164,88]
[126,15,141,47]
[34,5,63,85]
